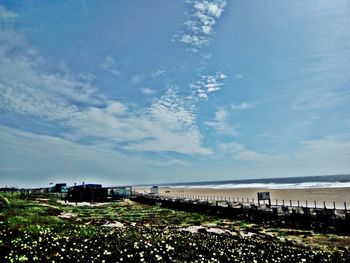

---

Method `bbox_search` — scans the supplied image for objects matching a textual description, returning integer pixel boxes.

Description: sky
[0,0,350,188]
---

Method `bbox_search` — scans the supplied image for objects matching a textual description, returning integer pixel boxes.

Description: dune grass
[1,193,349,262]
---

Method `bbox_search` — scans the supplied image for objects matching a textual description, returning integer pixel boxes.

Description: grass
[0,193,349,262]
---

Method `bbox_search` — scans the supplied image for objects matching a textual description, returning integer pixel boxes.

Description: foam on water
[166,181,350,189]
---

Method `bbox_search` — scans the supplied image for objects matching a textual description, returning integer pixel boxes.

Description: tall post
[324,201,326,209]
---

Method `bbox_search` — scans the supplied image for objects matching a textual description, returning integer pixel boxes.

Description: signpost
[257,192,271,207]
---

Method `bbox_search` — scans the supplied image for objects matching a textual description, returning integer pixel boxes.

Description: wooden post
[333,201,336,210]
[290,200,292,207]
[344,202,347,212]
[297,200,300,207]
[282,200,285,206]
[306,200,308,208]
[314,201,317,209]
[323,201,326,209]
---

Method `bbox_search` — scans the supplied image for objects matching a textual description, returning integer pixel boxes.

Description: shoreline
[135,186,350,208]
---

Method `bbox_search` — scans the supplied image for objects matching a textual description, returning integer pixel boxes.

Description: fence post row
[153,193,348,213]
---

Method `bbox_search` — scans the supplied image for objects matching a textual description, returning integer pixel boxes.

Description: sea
[153,174,350,189]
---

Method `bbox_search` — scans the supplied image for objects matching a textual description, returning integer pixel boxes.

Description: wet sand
[135,187,350,209]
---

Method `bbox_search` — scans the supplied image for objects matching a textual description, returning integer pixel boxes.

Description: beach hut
[150,186,159,195]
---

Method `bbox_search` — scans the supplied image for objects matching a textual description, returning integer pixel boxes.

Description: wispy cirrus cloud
[0,6,210,157]
[151,68,166,78]
[176,0,227,51]
[219,136,350,175]
[101,55,120,76]
[205,108,238,136]
[205,102,255,136]
[0,18,101,121]
[0,5,17,23]
[68,88,211,155]
[141,87,155,95]
[220,142,287,163]
[230,102,255,111]
[292,88,348,110]
[0,54,209,155]
[191,71,227,99]
[0,125,191,187]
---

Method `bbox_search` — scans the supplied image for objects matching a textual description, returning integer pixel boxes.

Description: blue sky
[1,0,350,187]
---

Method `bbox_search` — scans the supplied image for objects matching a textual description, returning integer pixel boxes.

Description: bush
[0,195,10,206]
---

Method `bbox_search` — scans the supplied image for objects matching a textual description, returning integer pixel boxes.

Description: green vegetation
[0,193,349,262]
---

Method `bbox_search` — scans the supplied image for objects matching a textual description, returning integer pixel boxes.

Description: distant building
[66,184,132,202]
[107,186,132,199]
[67,184,105,202]
[50,183,67,193]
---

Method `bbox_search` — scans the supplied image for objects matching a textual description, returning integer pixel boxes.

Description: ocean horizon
[140,174,350,189]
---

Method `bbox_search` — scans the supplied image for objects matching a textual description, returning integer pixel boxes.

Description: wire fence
[156,193,348,211]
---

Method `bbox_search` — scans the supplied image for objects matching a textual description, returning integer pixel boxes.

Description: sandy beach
[136,187,350,209]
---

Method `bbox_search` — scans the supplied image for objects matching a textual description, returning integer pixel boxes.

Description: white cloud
[0,48,102,120]
[0,7,210,157]
[230,102,254,111]
[295,136,350,167]
[205,108,238,136]
[0,9,101,121]
[204,102,253,136]
[220,136,350,175]
[121,89,211,155]
[141,87,155,95]
[292,88,347,110]
[101,55,120,76]
[191,72,227,99]
[151,69,165,77]
[105,101,127,115]
[0,126,191,188]
[62,88,211,155]
[220,142,287,163]
[177,0,227,51]
[130,74,142,86]
[146,157,191,167]
[0,6,18,24]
